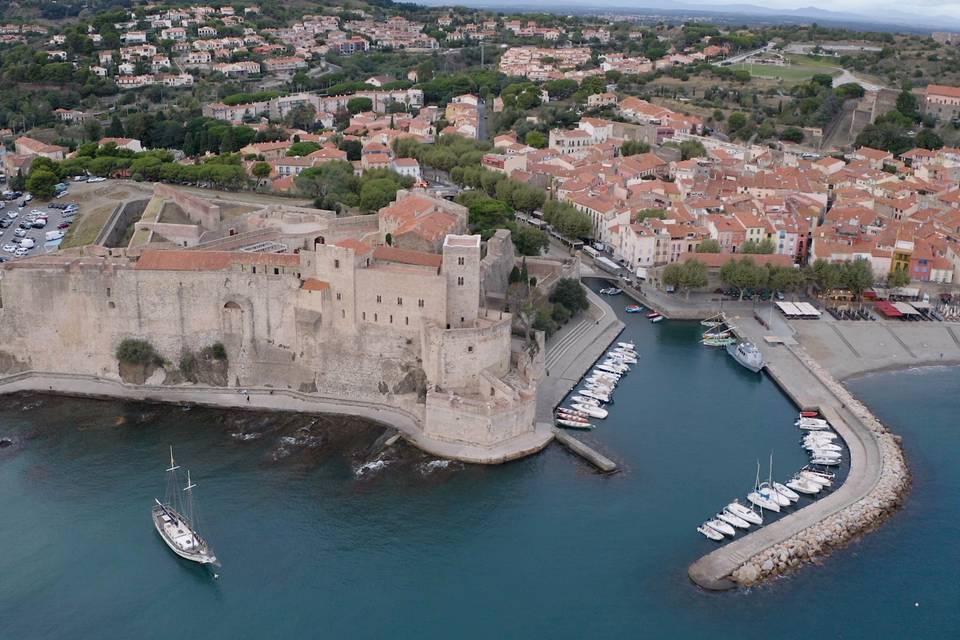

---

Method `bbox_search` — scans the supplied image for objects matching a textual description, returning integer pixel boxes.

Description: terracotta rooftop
[334,238,373,254]
[135,250,300,271]
[372,245,442,268]
[301,278,330,291]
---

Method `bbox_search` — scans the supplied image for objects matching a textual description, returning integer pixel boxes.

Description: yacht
[726,341,765,373]
[617,341,635,350]
[759,481,792,507]
[571,403,608,419]
[809,457,841,466]
[578,388,610,403]
[726,501,763,525]
[800,468,834,486]
[571,395,600,407]
[786,476,822,495]
[803,442,842,453]
[773,482,800,502]
[152,447,217,566]
[747,489,781,512]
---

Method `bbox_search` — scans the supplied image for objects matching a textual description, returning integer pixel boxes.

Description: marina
[0,292,951,637]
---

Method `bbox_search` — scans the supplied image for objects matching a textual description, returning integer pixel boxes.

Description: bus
[583,245,600,259]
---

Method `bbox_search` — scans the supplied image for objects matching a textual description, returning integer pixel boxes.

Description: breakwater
[688,315,910,589]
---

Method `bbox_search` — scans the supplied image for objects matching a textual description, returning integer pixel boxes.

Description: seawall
[687,316,910,589]
[0,371,552,465]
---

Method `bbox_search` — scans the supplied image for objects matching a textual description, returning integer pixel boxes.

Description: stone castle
[0,186,551,462]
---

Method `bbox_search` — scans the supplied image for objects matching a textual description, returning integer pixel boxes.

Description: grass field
[728,62,841,83]
[59,202,117,249]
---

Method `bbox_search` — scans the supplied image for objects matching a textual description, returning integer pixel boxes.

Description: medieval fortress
[0,185,551,461]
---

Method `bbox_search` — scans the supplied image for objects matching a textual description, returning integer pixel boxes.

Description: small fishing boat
[698,525,724,541]
[625,305,643,313]
[773,482,800,502]
[726,501,763,525]
[557,407,590,419]
[646,311,660,319]
[717,510,751,530]
[578,388,610,403]
[701,313,724,328]
[571,395,600,407]
[650,315,664,323]
[799,411,820,418]
[796,417,830,428]
[571,403,608,419]
[555,417,594,430]
[797,421,832,431]
[617,342,635,350]
[705,519,736,538]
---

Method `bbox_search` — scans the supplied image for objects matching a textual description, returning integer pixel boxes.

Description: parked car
[57,222,71,229]
[86,176,106,183]
[6,211,18,219]
[13,228,26,237]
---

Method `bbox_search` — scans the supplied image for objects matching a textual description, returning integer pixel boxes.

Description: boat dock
[688,313,889,590]
[552,429,618,473]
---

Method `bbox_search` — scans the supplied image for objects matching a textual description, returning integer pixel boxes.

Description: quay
[687,313,906,589]
[552,429,618,473]
[536,285,624,472]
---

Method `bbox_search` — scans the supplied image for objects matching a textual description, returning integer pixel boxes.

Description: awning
[893,302,920,315]
[874,301,903,317]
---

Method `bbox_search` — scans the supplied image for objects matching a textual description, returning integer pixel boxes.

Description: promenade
[687,313,889,589]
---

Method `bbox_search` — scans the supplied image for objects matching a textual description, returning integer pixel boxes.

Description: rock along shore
[729,347,911,587]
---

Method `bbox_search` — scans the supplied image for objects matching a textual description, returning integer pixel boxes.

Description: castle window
[374,313,378,322]
[274,268,280,275]
[362,312,366,320]
[458,256,465,265]
[457,276,464,286]
[252,266,257,274]
[461,316,464,323]
[336,292,341,301]
[467,345,474,353]
[389,315,393,324]
[334,259,340,269]
[106,287,111,298]
[397,297,402,306]
[341,309,345,318]
[418,299,424,308]
[405,316,409,325]
[376,295,382,303]
[108,301,115,309]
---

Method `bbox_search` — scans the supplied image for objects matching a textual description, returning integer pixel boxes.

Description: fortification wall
[154,183,222,229]
[424,389,536,446]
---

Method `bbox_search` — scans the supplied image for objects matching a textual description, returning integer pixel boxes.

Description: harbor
[0,291,951,637]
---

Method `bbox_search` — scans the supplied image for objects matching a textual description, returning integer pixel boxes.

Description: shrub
[116,338,164,366]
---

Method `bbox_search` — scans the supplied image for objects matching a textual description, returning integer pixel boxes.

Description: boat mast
[183,470,197,529]
[164,445,183,516]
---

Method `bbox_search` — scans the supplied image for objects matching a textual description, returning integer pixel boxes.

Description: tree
[915,129,943,150]
[543,201,592,239]
[895,89,919,121]
[287,141,321,157]
[359,177,402,213]
[740,238,776,254]
[338,139,362,161]
[621,140,651,156]
[727,111,747,134]
[550,278,589,315]
[347,97,373,114]
[887,268,910,288]
[768,265,801,296]
[779,127,804,144]
[698,239,721,253]
[251,162,272,186]
[106,114,124,137]
[664,259,708,299]
[513,225,549,256]
[678,139,707,161]
[635,208,667,221]
[842,258,875,300]
[525,131,547,148]
[720,257,766,300]
[284,104,317,130]
[26,168,59,199]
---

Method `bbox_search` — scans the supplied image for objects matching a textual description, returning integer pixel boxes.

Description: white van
[19,238,35,249]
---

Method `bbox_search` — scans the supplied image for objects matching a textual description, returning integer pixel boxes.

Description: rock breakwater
[730,348,911,587]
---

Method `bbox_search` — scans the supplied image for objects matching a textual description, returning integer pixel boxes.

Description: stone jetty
[689,315,910,589]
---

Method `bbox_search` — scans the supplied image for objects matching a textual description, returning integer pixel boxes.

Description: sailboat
[152,447,218,566]
[747,459,781,512]
[701,313,724,328]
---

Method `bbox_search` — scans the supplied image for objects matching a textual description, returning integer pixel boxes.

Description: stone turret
[441,234,481,328]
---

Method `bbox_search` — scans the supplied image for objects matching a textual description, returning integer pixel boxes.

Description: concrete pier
[552,429,618,473]
[688,313,890,590]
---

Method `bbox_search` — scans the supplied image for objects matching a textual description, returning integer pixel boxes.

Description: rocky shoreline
[730,348,912,587]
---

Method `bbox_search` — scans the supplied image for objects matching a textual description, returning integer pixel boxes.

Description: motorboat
[602,359,630,370]
[555,418,594,430]
[786,476,822,495]
[705,519,736,538]
[809,457,841,466]
[726,341,765,373]
[607,352,637,364]
[759,481,791,507]
[803,442,842,453]
[717,511,751,530]
[557,407,590,419]
[601,287,622,296]
[571,395,600,406]
[803,431,837,442]
[590,369,620,380]
[571,403,608,419]
[596,364,628,375]
[646,311,660,319]
[650,314,664,323]
[625,305,643,313]
[796,417,830,428]
[800,469,834,485]
[808,448,842,459]
[726,501,763,525]
[698,525,724,541]
[586,376,616,388]
[617,342,635,350]
[773,482,800,502]
[799,411,820,418]
[578,388,610,403]
[797,421,832,431]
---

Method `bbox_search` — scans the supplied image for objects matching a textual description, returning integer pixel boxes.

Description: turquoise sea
[0,300,956,639]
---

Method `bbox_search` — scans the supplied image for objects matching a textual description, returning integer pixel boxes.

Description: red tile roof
[334,238,373,254]
[372,246,442,268]
[301,278,330,291]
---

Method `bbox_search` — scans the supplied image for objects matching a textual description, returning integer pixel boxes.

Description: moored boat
[759,481,792,507]
[717,510,751,530]
[571,395,600,406]
[571,403,608,419]
[650,315,664,323]
[726,341,765,373]
[698,525,724,541]
[747,490,781,512]
[786,476,822,495]
[726,501,763,525]
[809,456,841,466]
[555,418,594,430]
[773,482,800,502]
[625,305,642,313]
[705,519,736,537]
[617,342,635,350]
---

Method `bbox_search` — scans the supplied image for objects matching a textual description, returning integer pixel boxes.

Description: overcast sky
[696,0,960,19]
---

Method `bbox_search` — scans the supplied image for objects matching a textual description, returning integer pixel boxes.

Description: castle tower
[441,234,481,328]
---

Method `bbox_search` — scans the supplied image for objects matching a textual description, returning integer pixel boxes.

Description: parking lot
[0,188,83,262]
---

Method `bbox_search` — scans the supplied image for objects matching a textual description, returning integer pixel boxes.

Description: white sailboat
[746,461,781,512]
[152,447,217,566]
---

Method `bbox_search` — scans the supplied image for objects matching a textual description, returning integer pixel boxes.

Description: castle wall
[421,314,512,391]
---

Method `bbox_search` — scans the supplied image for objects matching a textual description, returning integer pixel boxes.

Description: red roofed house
[378,190,468,253]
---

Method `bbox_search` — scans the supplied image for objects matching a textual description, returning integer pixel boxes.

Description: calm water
[0,300,956,639]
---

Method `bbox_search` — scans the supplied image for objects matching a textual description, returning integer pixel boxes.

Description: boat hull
[152,505,217,565]
[726,342,765,373]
